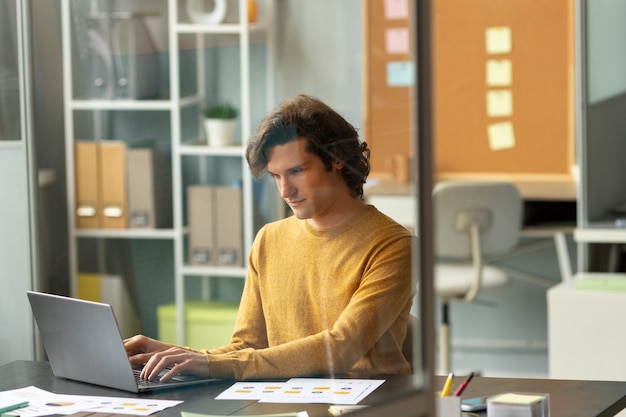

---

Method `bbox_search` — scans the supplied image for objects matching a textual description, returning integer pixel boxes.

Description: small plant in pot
[203,102,238,146]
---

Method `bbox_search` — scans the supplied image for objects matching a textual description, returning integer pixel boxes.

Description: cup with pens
[436,372,475,417]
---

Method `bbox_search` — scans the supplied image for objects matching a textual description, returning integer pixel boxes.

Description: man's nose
[278,177,295,199]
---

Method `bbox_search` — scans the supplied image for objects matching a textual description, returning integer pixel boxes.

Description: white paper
[0,386,182,417]
[216,378,385,405]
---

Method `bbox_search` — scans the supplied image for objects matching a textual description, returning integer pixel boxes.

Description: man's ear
[333,160,344,170]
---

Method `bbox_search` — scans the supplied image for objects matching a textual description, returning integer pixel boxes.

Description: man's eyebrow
[267,163,305,177]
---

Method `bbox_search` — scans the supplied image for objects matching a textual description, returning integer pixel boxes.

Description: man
[125,94,414,381]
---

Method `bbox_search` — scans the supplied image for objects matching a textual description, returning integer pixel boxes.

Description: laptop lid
[27,291,216,392]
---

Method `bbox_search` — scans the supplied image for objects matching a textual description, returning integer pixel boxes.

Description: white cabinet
[62,0,277,344]
[548,280,626,380]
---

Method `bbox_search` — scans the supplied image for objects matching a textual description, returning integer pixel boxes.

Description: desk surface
[2,361,626,417]
[365,177,577,201]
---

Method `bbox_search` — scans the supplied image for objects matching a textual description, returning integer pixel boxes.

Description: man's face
[266,137,347,223]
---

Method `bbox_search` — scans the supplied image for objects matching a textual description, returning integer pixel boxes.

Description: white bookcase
[62,0,277,344]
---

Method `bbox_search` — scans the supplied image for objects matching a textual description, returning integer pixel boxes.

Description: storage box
[157,301,239,349]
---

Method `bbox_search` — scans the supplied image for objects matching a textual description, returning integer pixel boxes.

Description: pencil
[0,401,29,414]
[440,373,454,397]
[453,372,475,396]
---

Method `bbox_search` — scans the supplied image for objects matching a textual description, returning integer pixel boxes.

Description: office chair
[433,181,522,374]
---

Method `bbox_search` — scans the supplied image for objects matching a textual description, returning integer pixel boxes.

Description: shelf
[181,265,247,277]
[574,224,626,243]
[176,21,268,34]
[70,98,175,111]
[179,143,245,156]
[74,228,178,239]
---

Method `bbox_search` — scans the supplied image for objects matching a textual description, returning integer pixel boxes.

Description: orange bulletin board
[364,0,576,198]
[433,0,575,184]
[363,0,414,177]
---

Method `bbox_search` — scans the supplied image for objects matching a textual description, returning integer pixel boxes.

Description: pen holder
[436,396,461,417]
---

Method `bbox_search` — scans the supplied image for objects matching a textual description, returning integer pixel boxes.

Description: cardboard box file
[74,142,100,228]
[157,301,239,348]
[77,273,140,339]
[98,141,128,228]
[188,186,216,265]
[187,185,243,266]
[215,186,243,266]
[127,148,172,228]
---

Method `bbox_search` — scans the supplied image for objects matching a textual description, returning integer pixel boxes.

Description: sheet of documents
[0,386,181,417]
[182,411,309,417]
[216,378,385,405]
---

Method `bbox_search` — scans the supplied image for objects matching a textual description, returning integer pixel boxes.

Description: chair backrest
[433,181,522,258]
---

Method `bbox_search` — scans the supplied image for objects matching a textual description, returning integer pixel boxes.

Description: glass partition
[0,0,21,141]
[42,0,435,413]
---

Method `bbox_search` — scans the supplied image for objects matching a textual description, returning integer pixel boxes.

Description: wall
[0,147,37,365]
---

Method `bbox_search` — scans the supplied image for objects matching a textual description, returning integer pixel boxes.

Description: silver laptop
[27,291,218,392]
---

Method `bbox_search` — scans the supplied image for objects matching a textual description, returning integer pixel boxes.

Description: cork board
[363,0,414,176]
[433,0,575,181]
[364,0,575,192]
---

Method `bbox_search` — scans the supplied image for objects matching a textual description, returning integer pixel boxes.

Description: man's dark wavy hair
[245,94,370,198]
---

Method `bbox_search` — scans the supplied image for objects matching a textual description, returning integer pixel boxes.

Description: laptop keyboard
[133,369,174,387]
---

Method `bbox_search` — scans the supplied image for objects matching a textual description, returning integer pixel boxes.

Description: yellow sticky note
[486,59,512,86]
[486,26,512,54]
[487,90,513,117]
[491,393,545,404]
[487,122,516,151]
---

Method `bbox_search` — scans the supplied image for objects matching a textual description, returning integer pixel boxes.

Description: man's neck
[306,198,367,231]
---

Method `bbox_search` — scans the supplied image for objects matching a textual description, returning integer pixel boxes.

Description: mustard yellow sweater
[187,205,413,380]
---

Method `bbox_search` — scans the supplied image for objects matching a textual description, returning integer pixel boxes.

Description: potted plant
[203,102,238,146]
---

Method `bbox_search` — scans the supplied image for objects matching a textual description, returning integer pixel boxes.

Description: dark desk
[2,361,626,417]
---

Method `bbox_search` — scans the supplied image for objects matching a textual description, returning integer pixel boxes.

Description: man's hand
[123,335,210,382]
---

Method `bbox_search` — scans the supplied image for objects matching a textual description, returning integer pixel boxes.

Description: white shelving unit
[62,0,276,344]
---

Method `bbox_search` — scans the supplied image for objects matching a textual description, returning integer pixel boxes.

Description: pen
[328,405,368,416]
[0,401,29,414]
[440,372,454,397]
[453,372,475,396]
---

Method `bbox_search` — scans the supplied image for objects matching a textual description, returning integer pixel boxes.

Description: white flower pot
[204,118,237,146]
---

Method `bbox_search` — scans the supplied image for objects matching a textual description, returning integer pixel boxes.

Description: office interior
[2,0,626,398]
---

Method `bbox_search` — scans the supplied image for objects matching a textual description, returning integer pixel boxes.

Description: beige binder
[188,185,216,265]
[74,141,100,228]
[126,148,172,228]
[98,141,128,228]
[215,186,243,267]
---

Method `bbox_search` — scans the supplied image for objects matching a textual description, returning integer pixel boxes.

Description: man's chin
[290,208,310,220]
